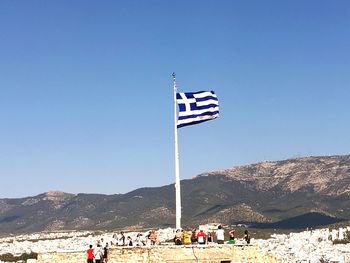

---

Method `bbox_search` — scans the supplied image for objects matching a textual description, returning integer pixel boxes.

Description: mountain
[0,155,349,234]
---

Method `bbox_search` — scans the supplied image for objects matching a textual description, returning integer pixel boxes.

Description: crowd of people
[110,230,158,247]
[86,242,108,263]
[86,230,159,262]
[172,225,250,245]
[86,226,251,262]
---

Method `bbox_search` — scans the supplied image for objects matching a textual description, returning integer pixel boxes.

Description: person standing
[229,229,235,240]
[191,228,197,244]
[94,244,104,263]
[135,233,145,246]
[86,245,94,263]
[244,230,251,244]
[149,230,157,245]
[117,231,125,246]
[183,229,191,245]
[197,229,207,245]
[127,236,133,246]
[103,243,108,263]
[228,229,235,244]
[216,225,225,244]
[174,229,183,245]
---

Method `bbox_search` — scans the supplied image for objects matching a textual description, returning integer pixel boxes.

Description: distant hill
[0,155,349,234]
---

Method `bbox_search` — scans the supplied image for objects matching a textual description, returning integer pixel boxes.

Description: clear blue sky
[1,1,349,198]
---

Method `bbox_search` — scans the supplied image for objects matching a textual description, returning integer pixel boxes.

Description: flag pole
[172,72,181,230]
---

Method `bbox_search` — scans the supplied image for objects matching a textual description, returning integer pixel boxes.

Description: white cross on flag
[176,91,219,128]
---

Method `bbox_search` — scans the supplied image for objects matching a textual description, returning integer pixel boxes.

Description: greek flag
[176,91,219,128]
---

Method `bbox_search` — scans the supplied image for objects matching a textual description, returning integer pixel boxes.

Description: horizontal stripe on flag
[176,91,219,128]
[178,106,219,118]
[178,112,219,123]
[196,99,219,107]
[177,114,219,128]
[193,91,217,98]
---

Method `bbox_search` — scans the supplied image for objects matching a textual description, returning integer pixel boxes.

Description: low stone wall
[37,245,279,263]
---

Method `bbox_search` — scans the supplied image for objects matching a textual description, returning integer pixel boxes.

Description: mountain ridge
[0,154,349,234]
[198,155,350,195]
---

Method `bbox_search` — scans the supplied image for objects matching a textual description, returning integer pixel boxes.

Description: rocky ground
[256,227,350,263]
[0,225,350,263]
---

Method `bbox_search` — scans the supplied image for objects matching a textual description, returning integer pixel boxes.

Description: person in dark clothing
[103,243,108,263]
[244,230,251,244]
[174,229,182,245]
[127,236,133,246]
[191,228,197,244]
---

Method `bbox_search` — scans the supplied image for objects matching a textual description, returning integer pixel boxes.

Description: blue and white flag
[176,91,219,128]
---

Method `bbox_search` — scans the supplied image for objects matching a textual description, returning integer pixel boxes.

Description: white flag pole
[172,72,181,230]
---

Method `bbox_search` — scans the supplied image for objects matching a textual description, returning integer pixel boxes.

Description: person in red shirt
[197,229,207,245]
[86,245,94,263]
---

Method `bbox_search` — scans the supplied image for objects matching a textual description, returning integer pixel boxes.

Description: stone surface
[37,245,278,263]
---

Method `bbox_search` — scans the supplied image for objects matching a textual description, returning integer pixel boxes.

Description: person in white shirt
[94,244,104,263]
[216,225,225,244]
[117,231,125,246]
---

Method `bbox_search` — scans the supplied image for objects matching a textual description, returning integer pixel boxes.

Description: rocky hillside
[0,155,349,234]
[200,155,350,196]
